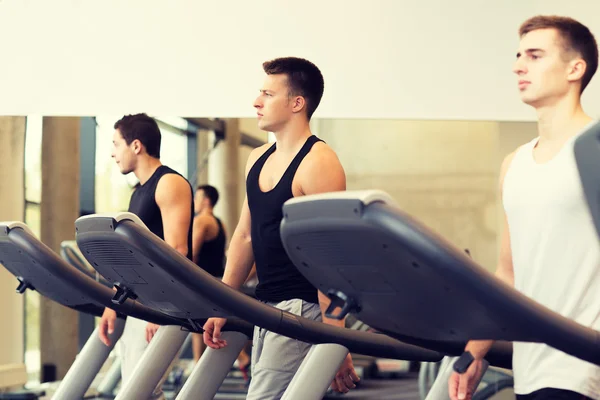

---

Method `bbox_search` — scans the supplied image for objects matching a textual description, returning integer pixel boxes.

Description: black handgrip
[111,283,137,305]
[453,351,475,374]
[325,289,360,320]
[16,278,32,294]
[187,318,203,333]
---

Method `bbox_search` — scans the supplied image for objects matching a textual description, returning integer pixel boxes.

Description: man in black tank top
[203,58,359,399]
[190,184,227,361]
[96,114,194,400]
[192,185,226,277]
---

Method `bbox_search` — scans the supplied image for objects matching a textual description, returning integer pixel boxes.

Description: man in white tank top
[448,15,600,400]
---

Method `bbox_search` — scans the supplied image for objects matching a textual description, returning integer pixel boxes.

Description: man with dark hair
[449,16,600,400]
[202,57,359,399]
[196,184,219,209]
[260,57,325,120]
[98,113,194,400]
[113,113,162,158]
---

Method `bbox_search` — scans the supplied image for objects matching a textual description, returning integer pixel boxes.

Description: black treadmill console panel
[283,198,365,222]
[75,216,118,235]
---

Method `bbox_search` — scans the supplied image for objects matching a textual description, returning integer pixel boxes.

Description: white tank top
[503,122,600,398]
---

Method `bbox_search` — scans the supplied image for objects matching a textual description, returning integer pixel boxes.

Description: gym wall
[204,117,538,274]
[313,119,537,273]
[1,1,599,121]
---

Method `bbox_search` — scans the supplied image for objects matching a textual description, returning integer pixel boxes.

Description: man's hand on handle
[203,317,228,349]
[98,308,117,347]
[331,353,360,394]
[448,358,485,400]
[146,323,160,343]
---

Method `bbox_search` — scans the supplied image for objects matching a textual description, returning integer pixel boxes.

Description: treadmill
[60,240,112,288]
[574,120,600,239]
[74,212,481,400]
[0,221,251,400]
[278,190,600,389]
[60,239,123,398]
[0,222,126,399]
[59,241,198,399]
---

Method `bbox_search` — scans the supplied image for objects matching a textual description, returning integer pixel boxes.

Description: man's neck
[134,156,163,185]
[535,96,593,144]
[272,119,313,154]
[199,208,214,217]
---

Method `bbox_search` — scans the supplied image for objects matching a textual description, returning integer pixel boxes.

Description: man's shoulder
[194,213,216,226]
[157,169,191,189]
[302,141,343,171]
[244,142,274,176]
[501,144,527,176]
[248,143,273,163]
[294,139,346,195]
[155,171,192,205]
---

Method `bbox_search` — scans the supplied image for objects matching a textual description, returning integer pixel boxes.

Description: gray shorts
[246,298,322,400]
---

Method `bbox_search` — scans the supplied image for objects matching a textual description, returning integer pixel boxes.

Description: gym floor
[323,373,420,400]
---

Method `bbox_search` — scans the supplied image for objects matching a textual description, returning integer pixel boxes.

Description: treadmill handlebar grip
[453,351,475,374]
[222,318,255,338]
[324,289,360,320]
[16,278,33,294]
[111,284,137,305]
[187,318,202,332]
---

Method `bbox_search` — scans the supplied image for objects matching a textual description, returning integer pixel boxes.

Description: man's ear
[567,58,587,83]
[291,96,306,114]
[131,139,143,155]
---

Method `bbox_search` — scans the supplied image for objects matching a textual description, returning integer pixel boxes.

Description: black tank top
[195,216,226,277]
[247,135,322,304]
[128,165,194,261]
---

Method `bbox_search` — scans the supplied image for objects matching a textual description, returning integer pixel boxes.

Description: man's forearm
[464,340,495,360]
[221,232,255,290]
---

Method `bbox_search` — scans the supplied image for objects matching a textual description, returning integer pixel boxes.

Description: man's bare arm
[298,143,347,327]
[464,151,516,359]
[220,144,271,289]
[192,216,209,264]
[156,174,193,257]
[221,197,255,289]
[144,173,193,340]
[299,143,360,392]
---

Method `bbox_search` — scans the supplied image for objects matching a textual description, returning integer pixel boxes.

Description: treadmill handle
[16,278,34,294]
[324,289,361,320]
[111,283,138,305]
[453,351,475,374]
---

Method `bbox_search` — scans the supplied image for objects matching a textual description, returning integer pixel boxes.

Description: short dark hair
[519,15,598,93]
[262,57,324,120]
[114,113,162,158]
[197,184,219,207]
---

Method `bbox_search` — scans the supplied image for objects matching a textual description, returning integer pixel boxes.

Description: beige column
[209,119,241,236]
[0,117,26,369]
[39,117,81,381]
